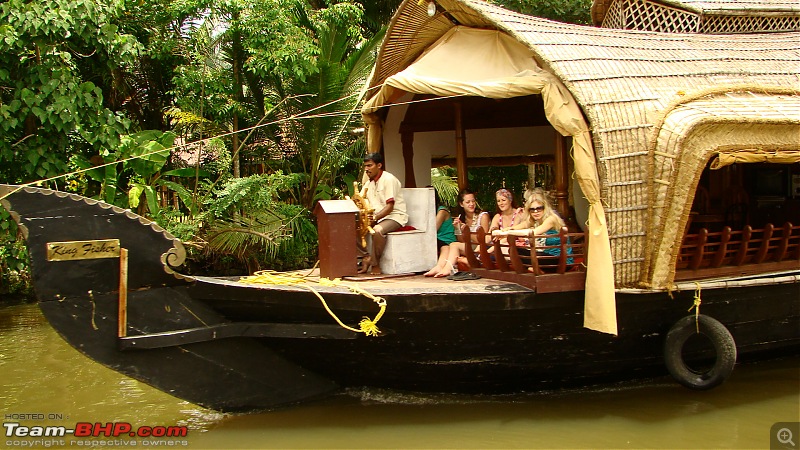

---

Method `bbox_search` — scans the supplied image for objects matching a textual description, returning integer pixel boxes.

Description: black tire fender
[664,314,737,390]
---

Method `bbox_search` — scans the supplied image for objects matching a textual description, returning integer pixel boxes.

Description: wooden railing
[461,226,586,292]
[675,222,800,280]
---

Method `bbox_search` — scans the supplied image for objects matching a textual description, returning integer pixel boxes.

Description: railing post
[775,222,792,262]
[493,239,511,272]
[557,227,568,274]
[476,228,494,269]
[754,223,774,264]
[688,228,708,270]
[733,225,752,266]
[794,225,800,261]
[462,225,480,269]
[530,236,542,275]
[710,226,731,268]
[506,236,526,274]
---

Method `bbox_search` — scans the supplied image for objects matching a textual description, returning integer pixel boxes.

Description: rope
[0,87,471,203]
[239,269,386,337]
[688,281,702,333]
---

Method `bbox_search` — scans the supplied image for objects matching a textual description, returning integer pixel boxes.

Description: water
[1,303,798,449]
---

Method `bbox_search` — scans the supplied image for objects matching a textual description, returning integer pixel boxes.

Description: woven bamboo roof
[367,0,800,287]
[592,0,800,32]
[593,0,800,22]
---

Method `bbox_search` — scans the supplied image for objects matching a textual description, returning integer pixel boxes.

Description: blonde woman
[492,189,572,263]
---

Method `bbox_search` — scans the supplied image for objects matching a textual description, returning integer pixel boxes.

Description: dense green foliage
[0,0,137,183]
[0,0,591,299]
[492,0,592,24]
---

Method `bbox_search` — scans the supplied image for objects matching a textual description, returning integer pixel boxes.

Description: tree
[259,3,384,208]
[491,0,592,24]
[0,0,141,184]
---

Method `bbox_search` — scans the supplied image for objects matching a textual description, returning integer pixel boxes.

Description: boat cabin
[357,0,800,330]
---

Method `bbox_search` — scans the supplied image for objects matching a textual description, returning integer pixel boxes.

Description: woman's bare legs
[425,245,451,277]
[429,242,462,277]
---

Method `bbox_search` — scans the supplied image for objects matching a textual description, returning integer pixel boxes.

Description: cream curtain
[362,26,617,334]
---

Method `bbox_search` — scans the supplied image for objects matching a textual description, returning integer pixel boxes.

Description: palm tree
[181,2,387,271]
[261,3,385,209]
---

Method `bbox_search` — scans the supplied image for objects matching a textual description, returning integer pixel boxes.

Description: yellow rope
[239,269,386,337]
[687,281,702,333]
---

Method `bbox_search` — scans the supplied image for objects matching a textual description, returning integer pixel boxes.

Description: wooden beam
[118,248,128,338]
[401,130,416,188]
[554,135,570,221]
[454,100,468,190]
[432,154,554,168]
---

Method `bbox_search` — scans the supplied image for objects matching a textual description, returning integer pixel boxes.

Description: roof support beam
[454,100,468,190]
[554,134,571,223]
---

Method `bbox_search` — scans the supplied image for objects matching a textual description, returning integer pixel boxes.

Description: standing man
[360,152,408,274]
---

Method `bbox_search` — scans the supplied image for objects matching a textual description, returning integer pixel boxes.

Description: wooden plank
[118,248,128,338]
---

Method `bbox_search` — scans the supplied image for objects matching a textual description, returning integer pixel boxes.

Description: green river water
[1,303,798,449]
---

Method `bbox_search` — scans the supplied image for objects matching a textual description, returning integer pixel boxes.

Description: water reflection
[1,303,797,449]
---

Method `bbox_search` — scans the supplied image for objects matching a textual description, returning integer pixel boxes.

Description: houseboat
[1,0,798,412]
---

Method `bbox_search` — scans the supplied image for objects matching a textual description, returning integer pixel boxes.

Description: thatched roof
[593,0,800,22]
[591,0,800,32]
[366,0,800,287]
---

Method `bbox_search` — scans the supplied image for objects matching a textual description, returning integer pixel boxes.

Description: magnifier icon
[778,428,796,447]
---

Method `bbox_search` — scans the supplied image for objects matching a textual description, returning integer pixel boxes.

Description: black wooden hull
[3,185,799,412]
[188,276,800,394]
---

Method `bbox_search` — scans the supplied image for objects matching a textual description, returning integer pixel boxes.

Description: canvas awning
[710,149,800,169]
[362,26,617,335]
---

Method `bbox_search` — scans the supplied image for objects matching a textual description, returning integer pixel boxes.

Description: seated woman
[428,188,491,277]
[486,188,525,256]
[424,190,458,277]
[492,189,573,267]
